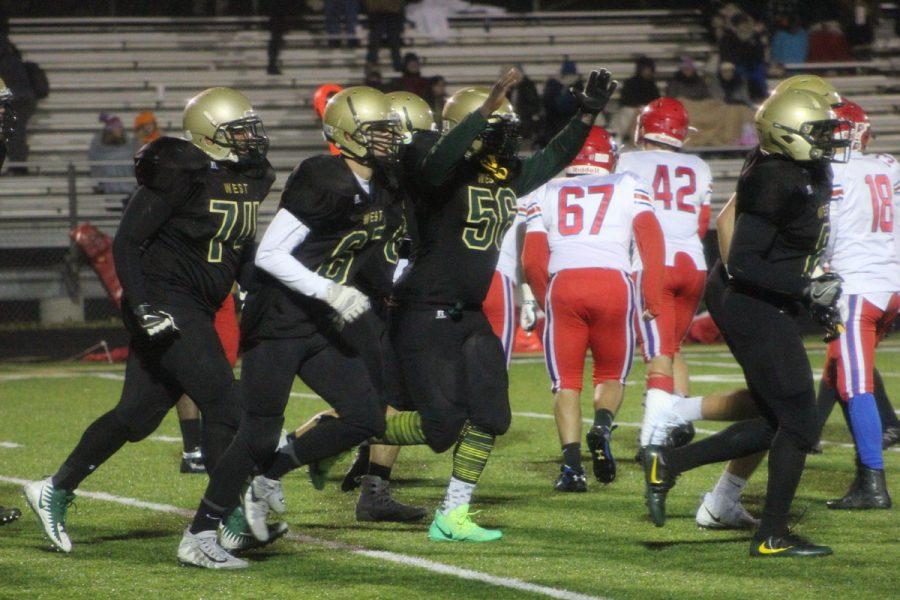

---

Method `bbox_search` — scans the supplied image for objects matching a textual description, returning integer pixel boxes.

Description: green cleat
[219,506,288,554]
[427,505,502,542]
[23,478,74,552]
[642,445,676,527]
[308,451,348,491]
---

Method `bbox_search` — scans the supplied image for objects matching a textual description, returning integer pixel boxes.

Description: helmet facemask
[346,118,403,166]
[773,118,851,163]
[474,114,521,162]
[211,113,269,165]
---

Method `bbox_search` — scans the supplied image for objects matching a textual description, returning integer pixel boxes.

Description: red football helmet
[567,126,617,175]
[313,83,343,119]
[834,97,870,152]
[635,97,691,148]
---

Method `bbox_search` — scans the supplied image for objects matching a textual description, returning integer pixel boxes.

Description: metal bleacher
[0,9,898,313]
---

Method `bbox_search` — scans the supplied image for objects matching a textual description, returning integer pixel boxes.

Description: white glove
[519,284,539,332]
[325,283,370,325]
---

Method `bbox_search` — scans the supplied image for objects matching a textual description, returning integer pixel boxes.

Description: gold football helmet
[771,75,842,108]
[442,86,520,160]
[756,88,849,162]
[386,91,436,144]
[183,87,268,163]
[323,86,402,163]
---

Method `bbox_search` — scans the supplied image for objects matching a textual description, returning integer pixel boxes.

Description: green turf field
[1,342,898,600]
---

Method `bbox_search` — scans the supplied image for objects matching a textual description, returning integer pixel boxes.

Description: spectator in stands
[844,0,877,55]
[391,52,430,97]
[425,75,447,126]
[325,0,360,49]
[365,0,405,72]
[363,63,390,92]
[719,13,768,101]
[807,20,854,62]
[619,55,661,109]
[665,56,712,101]
[88,114,134,196]
[539,57,582,146]
[708,61,753,106]
[503,64,542,148]
[267,0,307,74]
[0,33,34,175]
[770,15,809,65]
[133,111,161,150]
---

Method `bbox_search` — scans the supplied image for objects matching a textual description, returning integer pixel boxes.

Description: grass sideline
[1,342,898,599]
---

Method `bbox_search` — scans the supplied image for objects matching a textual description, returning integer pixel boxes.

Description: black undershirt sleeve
[112,186,174,310]
[728,211,806,299]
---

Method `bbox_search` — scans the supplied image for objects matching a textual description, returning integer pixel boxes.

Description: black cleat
[642,445,676,527]
[180,449,206,474]
[0,504,21,526]
[750,533,833,558]
[341,443,371,492]
[883,425,900,450]
[668,422,695,448]
[356,476,427,523]
[554,465,587,492]
[826,467,892,510]
[586,425,617,483]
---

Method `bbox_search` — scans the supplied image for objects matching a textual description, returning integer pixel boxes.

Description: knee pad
[114,405,167,443]
[423,414,467,454]
[200,395,241,432]
[237,414,285,465]
[341,407,386,440]
[471,409,512,437]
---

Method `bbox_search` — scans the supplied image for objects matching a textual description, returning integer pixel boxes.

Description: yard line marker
[0,476,606,600]
[149,435,182,444]
[0,441,23,448]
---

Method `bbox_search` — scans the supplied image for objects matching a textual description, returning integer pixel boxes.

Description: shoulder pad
[289,154,354,191]
[134,137,209,192]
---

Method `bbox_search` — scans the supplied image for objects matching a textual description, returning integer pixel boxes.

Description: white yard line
[510,411,900,453]
[0,441,23,448]
[0,475,604,600]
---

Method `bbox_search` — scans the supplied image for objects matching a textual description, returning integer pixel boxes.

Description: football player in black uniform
[24,87,274,554]
[642,87,849,557]
[0,77,21,527]
[180,86,404,569]
[372,67,618,541]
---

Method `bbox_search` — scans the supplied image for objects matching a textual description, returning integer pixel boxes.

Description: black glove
[134,304,179,340]
[570,69,619,115]
[802,272,842,311]
[802,273,843,341]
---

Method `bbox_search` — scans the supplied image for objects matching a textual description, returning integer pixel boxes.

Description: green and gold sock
[378,411,427,446]
[451,423,495,485]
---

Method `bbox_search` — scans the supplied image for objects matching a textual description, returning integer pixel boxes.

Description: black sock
[756,429,808,539]
[265,417,371,480]
[52,410,130,491]
[189,498,227,534]
[873,369,899,428]
[561,442,582,470]
[179,418,202,453]
[368,462,392,481]
[667,417,774,475]
[815,380,839,434]
[593,409,614,429]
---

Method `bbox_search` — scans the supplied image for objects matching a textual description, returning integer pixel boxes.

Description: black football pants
[53,306,239,491]
[390,306,511,454]
[203,328,385,511]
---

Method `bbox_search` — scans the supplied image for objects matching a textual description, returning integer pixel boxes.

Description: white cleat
[695,493,760,530]
[23,478,74,553]
[177,529,248,569]
[243,475,285,542]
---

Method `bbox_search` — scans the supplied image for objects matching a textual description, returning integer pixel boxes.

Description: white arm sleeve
[255,208,333,301]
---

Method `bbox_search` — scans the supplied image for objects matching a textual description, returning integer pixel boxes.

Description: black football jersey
[133,137,275,312]
[241,155,403,341]
[729,147,833,299]
[393,112,590,307]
